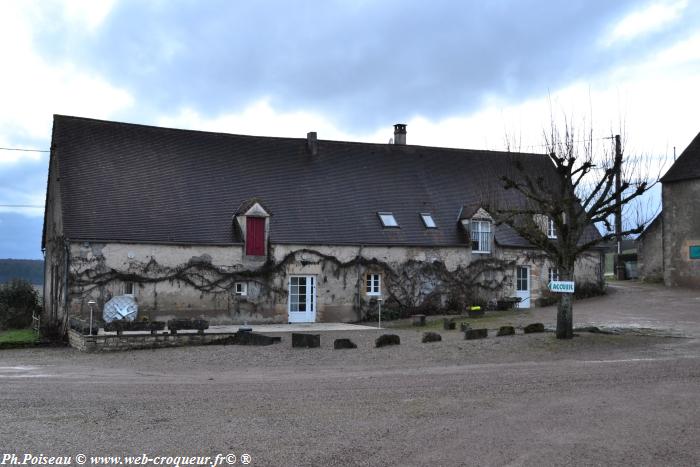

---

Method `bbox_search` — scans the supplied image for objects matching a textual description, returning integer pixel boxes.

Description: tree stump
[460,322,471,332]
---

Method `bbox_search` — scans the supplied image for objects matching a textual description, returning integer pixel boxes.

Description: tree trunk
[556,293,573,339]
[556,266,574,339]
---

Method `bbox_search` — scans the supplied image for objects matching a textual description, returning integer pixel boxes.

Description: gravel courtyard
[1,282,699,466]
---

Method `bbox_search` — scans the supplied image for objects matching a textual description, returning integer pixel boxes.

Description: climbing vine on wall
[68,248,516,319]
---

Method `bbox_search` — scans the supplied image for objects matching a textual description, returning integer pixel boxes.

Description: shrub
[574,281,607,300]
[0,279,40,330]
[535,291,559,307]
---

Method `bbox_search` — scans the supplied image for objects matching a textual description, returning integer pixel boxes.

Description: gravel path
[2,330,699,466]
[2,282,699,466]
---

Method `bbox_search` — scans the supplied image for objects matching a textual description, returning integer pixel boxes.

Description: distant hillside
[0,259,44,285]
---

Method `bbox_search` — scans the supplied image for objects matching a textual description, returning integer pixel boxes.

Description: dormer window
[420,213,437,228]
[547,218,557,239]
[235,199,271,258]
[378,212,399,228]
[470,220,492,253]
[246,217,265,256]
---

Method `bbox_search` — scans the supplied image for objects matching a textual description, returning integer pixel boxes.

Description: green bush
[0,279,40,330]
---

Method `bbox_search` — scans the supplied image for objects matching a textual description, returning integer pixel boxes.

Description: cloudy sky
[1,0,699,259]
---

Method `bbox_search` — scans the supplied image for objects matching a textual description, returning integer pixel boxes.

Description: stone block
[443,318,456,330]
[292,333,321,348]
[412,314,426,326]
[167,318,210,334]
[228,332,281,346]
[523,323,545,334]
[333,338,357,349]
[422,332,442,343]
[497,326,515,336]
[464,328,488,340]
[375,334,401,347]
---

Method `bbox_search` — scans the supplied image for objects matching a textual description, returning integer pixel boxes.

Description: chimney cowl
[307,131,318,156]
[393,124,406,145]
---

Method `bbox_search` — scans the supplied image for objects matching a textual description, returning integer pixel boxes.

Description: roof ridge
[53,114,546,158]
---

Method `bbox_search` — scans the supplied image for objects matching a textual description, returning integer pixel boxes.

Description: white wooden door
[515,266,531,308]
[288,276,316,323]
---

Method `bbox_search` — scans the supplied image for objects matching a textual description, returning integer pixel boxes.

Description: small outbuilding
[638,131,700,287]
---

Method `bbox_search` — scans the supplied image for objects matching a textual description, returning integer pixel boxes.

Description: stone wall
[638,217,663,282]
[67,329,241,352]
[61,239,604,326]
[663,180,700,288]
[42,151,69,336]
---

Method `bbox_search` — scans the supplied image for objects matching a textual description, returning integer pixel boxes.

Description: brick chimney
[393,124,406,145]
[307,131,318,156]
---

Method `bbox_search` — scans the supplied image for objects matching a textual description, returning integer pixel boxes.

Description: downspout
[41,248,46,327]
[356,244,364,321]
[660,183,666,284]
[63,239,70,333]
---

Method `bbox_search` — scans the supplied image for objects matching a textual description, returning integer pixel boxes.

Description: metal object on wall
[103,295,138,323]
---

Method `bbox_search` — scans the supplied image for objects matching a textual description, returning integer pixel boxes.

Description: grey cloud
[34,0,694,131]
[0,213,43,259]
[0,156,48,208]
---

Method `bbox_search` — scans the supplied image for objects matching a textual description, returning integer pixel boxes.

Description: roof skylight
[378,212,399,228]
[421,213,437,228]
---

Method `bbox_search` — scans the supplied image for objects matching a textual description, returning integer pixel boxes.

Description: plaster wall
[64,240,603,325]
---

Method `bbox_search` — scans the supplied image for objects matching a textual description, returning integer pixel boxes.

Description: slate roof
[46,115,600,249]
[661,131,700,183]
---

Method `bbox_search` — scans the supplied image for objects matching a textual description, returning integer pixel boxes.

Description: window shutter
[246,217,265,256]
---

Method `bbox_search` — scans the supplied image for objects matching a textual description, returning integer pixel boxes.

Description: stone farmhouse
[638,131,700,287]
[42,116,604,330]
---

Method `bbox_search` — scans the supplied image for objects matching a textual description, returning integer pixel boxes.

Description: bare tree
[490,117,665,339]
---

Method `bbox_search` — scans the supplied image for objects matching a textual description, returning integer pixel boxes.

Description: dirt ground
[1,281,699,466]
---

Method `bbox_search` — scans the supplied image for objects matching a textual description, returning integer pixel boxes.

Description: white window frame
[235,282,248,296]
[547,218,557,239]
[420,213,437,229]
[378,212,399,228]
[470,220,492,253]
[548,267,560,283]
[366,273,381,296]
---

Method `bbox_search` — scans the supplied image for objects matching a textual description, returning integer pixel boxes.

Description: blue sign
[549,281,575,293]
[690,245,700,260]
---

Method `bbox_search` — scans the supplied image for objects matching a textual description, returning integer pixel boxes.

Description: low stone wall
[68,329,241,352]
